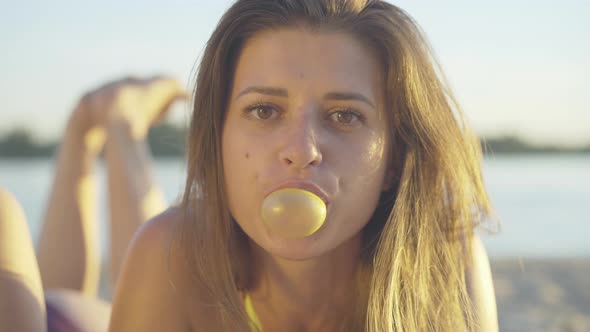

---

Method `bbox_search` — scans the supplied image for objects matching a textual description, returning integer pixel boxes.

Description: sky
[1,0,589,146]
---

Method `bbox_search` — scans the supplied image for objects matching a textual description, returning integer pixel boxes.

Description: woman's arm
[466,234,499,332]
[108,208,191,331]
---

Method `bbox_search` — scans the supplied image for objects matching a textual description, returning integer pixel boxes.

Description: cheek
[222,118,271,184]
[332,133,388,226]
[344,133,388,183]
[223,138,255,188]
[222,126,263,224]
[361,136,388,173]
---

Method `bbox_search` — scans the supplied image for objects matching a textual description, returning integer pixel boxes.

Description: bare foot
[69,76,186,150]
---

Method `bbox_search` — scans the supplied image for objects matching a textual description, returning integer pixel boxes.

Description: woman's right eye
[245,104,278,120]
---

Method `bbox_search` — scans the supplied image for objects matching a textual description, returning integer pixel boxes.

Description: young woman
[0,0,497,331]
[109,0,498,331]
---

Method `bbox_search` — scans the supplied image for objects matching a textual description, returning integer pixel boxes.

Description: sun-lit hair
[179,0,493,330]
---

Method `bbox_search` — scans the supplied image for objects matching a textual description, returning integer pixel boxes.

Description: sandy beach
[491,258,590,331]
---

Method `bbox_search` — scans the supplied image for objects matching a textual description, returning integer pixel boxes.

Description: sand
[491,258,590,332]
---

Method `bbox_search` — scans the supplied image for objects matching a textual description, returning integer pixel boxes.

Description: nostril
[278,131,322,168]
[281,151,321,169]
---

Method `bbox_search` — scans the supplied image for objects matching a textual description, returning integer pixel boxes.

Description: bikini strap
[244,292,263,331]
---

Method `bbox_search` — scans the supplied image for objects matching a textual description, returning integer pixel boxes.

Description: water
[481,155,590,257]
[0,155,588,258]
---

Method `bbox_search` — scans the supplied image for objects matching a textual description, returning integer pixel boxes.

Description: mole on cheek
[245,153,250,159]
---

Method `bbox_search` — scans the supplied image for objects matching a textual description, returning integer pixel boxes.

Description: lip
[266,180,330,205]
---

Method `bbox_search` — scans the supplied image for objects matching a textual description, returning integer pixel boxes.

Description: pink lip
[266,180,330,205]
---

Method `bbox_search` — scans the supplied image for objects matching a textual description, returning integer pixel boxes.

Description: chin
[258,231,334,261]
[260,225,357,262]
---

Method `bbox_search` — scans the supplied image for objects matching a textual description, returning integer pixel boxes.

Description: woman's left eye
[329,110,363,126]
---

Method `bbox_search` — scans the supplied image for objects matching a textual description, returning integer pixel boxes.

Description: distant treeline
[0,123,186,158]
[1,124,589,158]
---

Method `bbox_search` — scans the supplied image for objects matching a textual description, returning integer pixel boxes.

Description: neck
[248,234,363,331]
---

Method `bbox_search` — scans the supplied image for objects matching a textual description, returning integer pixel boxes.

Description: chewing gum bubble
[261,188,326,238]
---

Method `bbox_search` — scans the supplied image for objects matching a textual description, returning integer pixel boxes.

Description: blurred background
[1,1,589,330]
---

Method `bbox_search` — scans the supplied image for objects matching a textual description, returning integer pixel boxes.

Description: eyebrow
[323,92,375,109]
[235,86,375,109]
[235,86,288,99]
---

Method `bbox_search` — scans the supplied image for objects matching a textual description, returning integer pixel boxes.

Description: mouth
[266,180,330,206]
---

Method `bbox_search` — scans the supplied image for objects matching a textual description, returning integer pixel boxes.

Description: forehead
[231,28,384,100]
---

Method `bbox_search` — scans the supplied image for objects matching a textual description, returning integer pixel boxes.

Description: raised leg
[98,77,185,289]
[36,111,104,296]
[36,77,184,297]
[104,121,167,288]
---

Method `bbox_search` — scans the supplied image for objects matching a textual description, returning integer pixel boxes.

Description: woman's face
[222,28,391,260]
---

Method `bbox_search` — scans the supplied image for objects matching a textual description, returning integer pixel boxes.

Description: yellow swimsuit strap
[244,292,263,332]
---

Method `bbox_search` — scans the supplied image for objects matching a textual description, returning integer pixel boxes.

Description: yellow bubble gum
[261,188,327,238]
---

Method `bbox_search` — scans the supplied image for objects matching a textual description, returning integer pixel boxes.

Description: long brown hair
[179,0,492,330]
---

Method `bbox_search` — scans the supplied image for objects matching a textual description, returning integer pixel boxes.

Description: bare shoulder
[109,207,224,331]
[108,207,193,331]
[130,206,184,247]
[465,234,499,332]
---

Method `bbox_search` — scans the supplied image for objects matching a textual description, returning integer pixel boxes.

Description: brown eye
[256,107,273,119]
[330,110,361,125]
[247,104,277,120]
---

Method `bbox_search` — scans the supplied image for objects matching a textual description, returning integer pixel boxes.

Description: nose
[278,113,323,169]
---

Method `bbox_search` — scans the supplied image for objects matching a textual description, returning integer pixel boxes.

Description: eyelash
[244,102,279,120]
[242,102,366,125]
[330,108,366,125]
